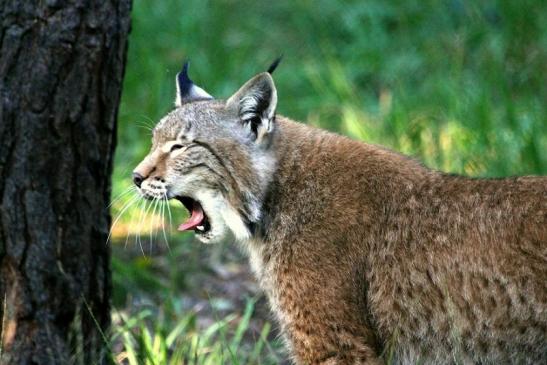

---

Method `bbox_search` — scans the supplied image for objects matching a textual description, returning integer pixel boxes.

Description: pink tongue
[178,201,205,231]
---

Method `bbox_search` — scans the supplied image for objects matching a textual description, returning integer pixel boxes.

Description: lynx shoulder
[133,62,547,364]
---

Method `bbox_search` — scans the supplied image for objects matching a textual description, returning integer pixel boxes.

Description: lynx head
[132,61,280,243]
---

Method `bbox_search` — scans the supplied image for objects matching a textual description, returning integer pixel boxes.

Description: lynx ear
[175,61,213,107]
[226,72,277,144]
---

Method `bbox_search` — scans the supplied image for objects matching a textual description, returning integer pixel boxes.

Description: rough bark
[0,1,131,363]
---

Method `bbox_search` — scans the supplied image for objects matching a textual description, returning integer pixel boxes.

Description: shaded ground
[111,234,288,363]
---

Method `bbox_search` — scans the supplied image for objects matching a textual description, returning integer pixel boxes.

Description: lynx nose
[132,172,144,188]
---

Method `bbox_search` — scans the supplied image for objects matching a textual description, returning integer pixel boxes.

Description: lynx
[132,61,547,364]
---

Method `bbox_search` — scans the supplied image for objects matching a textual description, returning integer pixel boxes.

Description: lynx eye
[170,144,183,152]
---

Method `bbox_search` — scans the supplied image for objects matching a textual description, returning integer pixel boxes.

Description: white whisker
[137,124,153,132]
[138,198,155,256]
[156,198,164,244]
[126,197,145,249]
[136,198,150,256]
[107,185,136,209]
[106,193,140,245]
[149,198,160,254]
[160,197,171,252]
[164,192,174,234]
[138,114,156,128]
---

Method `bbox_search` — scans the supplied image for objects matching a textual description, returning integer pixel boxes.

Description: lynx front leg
[272,267,383,365]
[289,324,383,365]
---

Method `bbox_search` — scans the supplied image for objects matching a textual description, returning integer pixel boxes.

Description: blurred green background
[109,0,546,363]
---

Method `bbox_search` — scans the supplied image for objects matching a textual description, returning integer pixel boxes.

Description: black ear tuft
[267,56,283,74]
[177,61,192,96]
[175,60,213,106]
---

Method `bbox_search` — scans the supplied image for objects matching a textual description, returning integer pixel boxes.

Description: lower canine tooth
[196,225,205,231]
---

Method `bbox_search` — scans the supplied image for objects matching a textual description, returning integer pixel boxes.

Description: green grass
[111,297,279,365]
[111,0,546,363]
[109,238,285,364]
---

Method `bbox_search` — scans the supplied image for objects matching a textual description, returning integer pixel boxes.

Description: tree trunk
[0,1,131,363]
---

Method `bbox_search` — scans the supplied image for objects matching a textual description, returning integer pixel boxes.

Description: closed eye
[170,144,183,152]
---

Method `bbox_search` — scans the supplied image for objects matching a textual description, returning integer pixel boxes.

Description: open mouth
[176,197,211,234]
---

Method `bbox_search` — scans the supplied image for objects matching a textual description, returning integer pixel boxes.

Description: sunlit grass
[111,299,279,365]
